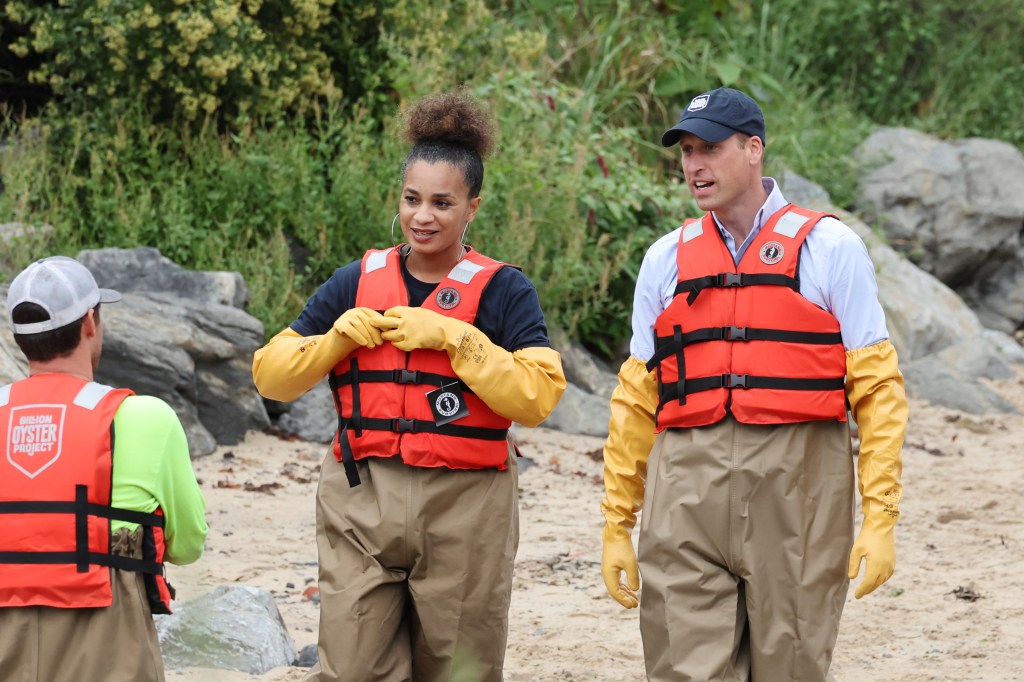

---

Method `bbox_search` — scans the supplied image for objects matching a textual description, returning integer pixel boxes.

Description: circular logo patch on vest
[759,241,784,265]
[435,391,461,418]
[436,287,460,310]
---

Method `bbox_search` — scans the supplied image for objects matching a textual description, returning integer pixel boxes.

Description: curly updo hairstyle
[400,92,496,199]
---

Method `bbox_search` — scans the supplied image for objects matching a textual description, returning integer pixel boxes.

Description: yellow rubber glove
[333,306,386,350]
[845,339,908,598]
[373,306,565,427]
[603,524,640,608]
[252,308,386,402]
[601,356,659,608]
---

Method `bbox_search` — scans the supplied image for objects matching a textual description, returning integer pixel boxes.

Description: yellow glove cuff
[601,356,658,533]
[448,333,566,427]
[846,339,908,528]
[252,327,356,402]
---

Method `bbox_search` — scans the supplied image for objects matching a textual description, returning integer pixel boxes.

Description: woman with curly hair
[253,92,566,681]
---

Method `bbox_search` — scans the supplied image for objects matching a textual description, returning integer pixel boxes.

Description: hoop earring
[457,222,470,262]
[390,213,400,247]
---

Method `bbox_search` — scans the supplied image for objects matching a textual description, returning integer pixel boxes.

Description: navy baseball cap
[661,87,767,147]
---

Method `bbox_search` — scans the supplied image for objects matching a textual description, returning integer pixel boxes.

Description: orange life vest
[647,205,848,429]
[329,246,513,486]
[0,374,175,613]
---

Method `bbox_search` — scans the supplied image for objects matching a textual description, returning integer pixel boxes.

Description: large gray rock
[549,327,618,399]
[902,330,1024,414]
[855,128,1024,332]
[542,382,611,437]
[0,248,270,456]
[156,585,295,674]
[276,379,336,443]
[856,128,1024,286]
[79,246,251,309]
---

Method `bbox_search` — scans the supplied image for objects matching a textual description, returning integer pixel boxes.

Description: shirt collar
[712,177,787,240]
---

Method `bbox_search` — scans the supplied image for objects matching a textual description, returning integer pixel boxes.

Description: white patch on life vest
[773,211,809,239]
[448,259,484,284]
[688,95,710,111]
[682,222,704,243]
[365,249,392,274]
[0,384,10,408]
[73,382,115,410]
[6,403,66,478]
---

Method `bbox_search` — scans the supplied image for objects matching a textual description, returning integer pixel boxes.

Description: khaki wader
[306,443,519,682]
[0,528,165,682]
[639,418,854,682]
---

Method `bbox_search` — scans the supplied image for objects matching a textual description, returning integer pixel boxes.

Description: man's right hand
[602,524,640,609]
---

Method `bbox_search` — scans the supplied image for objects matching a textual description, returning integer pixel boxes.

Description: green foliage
[2,0,392,124]
[761,0,1024,146]
[473,74,692,356]
[2,0,1021,360]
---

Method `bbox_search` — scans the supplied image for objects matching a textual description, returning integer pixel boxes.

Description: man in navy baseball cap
[660,87,766,147]
[603,82,908,682]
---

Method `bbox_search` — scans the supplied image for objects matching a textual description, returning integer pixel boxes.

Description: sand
[168,375,1024,682]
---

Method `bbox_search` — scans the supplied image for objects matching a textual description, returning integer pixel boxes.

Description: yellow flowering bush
[4,0,347,123]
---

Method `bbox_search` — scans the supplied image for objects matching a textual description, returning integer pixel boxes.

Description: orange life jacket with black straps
[646,205,848,429]
[328,246,513,487]
[0,374,175,614]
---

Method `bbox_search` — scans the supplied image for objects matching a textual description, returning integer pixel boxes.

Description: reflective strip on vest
[448,258,486,284]
[73,382,116,410]
[365,248,393,274]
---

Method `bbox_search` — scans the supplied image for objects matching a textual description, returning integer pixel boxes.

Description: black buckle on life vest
[392,418,417,433]
[725,326,747,341]
[723,373,747,388]
[393,369,421,384]
[716,273,744,287]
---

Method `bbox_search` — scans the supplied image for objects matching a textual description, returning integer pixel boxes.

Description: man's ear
[82,308,98,340]
[748,135,765,165]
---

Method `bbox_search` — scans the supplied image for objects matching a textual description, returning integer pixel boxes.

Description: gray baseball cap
[7,256,121,335]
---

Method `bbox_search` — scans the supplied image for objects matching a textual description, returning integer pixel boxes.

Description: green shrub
[3,0,377,124]
[759,0,1024,146]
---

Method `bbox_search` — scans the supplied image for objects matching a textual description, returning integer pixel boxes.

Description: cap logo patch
[759,241,784,265]
[7,404,66,478]
[687,95,709,111]
[436,287,460,310]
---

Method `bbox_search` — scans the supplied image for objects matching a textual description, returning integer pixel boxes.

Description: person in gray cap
[600,87,909,680]
[0,256,208,682]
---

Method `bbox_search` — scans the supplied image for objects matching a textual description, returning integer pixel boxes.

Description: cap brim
[98,287,122,304]
[661,118,739,147]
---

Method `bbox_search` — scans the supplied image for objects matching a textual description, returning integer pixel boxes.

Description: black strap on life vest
[142,525,175,614]
[657,373,846,406]
[328,365,361,488]
[677,272,799,306]
[0,484,167,576]
[344,416,507,441]
[331,368,471,395]
[646,326,844,372]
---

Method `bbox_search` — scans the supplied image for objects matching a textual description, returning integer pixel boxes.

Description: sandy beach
[167,375,1024,682]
